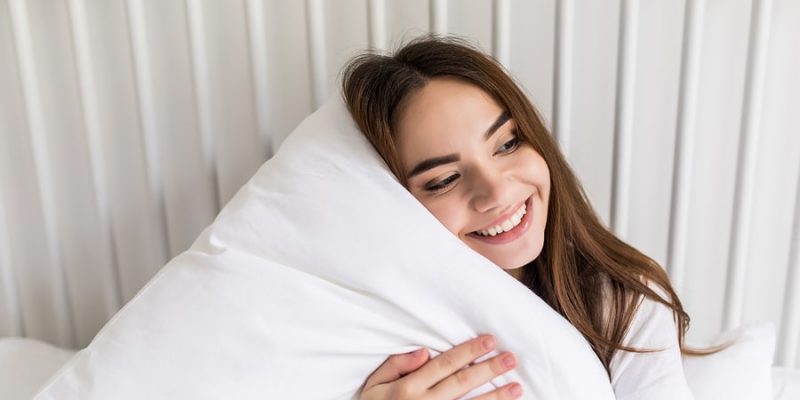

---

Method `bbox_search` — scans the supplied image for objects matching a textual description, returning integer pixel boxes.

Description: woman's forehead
[396,79,504,143]
[405,78,499,111]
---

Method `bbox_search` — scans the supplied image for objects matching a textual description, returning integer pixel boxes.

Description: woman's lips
[468,196,533,245]
[476,199,527,232]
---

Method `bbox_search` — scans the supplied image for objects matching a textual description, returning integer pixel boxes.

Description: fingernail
[502,354,516,368]
[509,383,522,397]
[481,336,495,351]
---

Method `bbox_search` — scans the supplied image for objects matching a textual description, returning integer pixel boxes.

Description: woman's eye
[425,173,460,192]
[497,137,521,154]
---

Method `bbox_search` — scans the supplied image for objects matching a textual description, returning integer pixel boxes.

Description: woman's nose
[470,167,512,213]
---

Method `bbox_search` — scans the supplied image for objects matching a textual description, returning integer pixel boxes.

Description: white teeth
[475,202,528,237]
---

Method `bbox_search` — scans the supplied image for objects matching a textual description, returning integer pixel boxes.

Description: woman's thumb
[365,349,429,387]
[395,348,429,375]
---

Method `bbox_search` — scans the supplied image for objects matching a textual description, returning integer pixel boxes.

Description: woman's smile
[467,195,533,245]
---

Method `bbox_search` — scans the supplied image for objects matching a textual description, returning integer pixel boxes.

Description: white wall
[0,0,798,367]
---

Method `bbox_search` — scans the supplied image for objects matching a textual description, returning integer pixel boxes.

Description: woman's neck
[506,267,524,281]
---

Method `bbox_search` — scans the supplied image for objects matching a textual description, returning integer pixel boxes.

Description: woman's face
[395,78,550,278]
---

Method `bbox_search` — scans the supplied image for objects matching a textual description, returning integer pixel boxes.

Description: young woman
[342,35,711,399]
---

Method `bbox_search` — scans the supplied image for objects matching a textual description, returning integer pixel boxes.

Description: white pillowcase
[33,94,615,399]
[683,322,775,400]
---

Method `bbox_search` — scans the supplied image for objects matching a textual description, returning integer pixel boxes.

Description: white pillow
[34,94,615,399]
[682,322,775,400]
[0,338,75,400]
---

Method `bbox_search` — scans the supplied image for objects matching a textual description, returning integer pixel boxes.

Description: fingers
[362,335,522,400]
[363,348,430,390]
[429,351,520,399]
[411,335,498,389]
[469,383,524,400]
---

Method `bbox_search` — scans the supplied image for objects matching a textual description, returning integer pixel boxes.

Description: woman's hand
[358,335,522,399]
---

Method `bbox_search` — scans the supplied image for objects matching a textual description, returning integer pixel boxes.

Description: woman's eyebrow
[406,111,510,179]
[407,154,460,179]
[485,111,511,139]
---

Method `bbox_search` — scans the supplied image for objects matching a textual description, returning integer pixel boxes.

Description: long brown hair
[341,35,716,376]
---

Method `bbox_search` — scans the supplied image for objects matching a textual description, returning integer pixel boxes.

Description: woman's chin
[492,243,543,271]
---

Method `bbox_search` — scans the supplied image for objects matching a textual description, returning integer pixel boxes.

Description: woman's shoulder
[631,276,677,323]
[599,274,679,347]
[609,279,694,399]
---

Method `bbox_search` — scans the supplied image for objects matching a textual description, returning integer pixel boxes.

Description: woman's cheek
[428,201,462,234]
